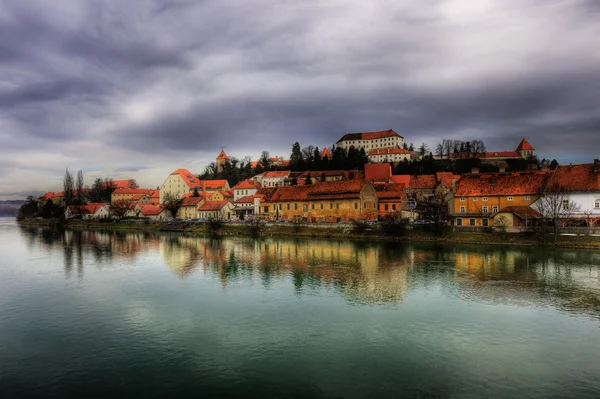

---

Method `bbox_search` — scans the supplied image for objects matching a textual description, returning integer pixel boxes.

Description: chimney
[471,167,479,174]
[202,181,207,202]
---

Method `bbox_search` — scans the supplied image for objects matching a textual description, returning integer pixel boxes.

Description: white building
[232,178,261,201]
[159,169,202,204]
[254,171,290,188]
[336,129,404,153]
[368,147,411,163]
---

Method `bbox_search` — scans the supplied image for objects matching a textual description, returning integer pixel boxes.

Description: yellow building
[111,188,153,204]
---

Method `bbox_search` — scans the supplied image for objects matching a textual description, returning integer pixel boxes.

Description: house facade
[368,148,411,163]
[451,171,550,227]
[255,171,290,188]
[65,203,111,219]
[232,178,261,200]
[159,169,203,204]
[336,129,404,153]
[197,201,235,220]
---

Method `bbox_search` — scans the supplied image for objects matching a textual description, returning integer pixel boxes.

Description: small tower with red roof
[516,138,535,159]
[216,148,229,173]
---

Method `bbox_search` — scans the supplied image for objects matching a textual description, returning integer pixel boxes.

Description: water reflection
[18,226,600,315]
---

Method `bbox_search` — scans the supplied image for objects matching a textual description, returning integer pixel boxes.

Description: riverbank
[16,218,600,249]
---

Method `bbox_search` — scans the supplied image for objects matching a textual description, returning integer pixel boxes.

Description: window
[373,203,376,209]
[492,206,498,213]
[385,204,389,210]
[507,196,514,201]
[473,197,478,201]
[595,199,600,209]
[279,204,282,210]
[320,203,323,209]
[294,203,298,210]
[303,204,308,212]
[457,218,463,226]
[263,206,268,213]
[392,204,396,210]
[364,203,367,209]
[470,219,476,226]
[482,197,488,201]
[460,197,466,202]
[330,203,333,209]
[482,219,489,227]
[524,196,530,201]
[311,204,315,210]
[460,206,466,213]
[336,203,340,209]
[287,204,290,210]
[482,206,488,213]
[354,202,358,209]
[562,200,570,210]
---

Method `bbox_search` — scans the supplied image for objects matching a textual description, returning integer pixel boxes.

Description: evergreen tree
[63,168,74,206]
[320,172,326,182]
[408,143,415,152]
[305,173,313,185]
[76,169,85,203]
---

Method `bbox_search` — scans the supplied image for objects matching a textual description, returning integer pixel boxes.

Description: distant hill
[0,200,25,217]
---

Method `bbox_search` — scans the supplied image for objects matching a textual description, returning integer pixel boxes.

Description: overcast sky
[1,0,599,199]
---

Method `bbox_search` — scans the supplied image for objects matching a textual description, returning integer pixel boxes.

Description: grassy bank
[17,218,600,249]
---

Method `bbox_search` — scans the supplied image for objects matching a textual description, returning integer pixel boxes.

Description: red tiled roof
[261,171,291,178]
[235,195,258,204]
[233,179,261,190]
[68,203,109,215]
[202,180,228,189]
[436,172,459,188]
[220,190,233,198]
[547,163,600,192]
[112,188,152,195]
[515,138,534,152]
[390,175,410,187]
[298,170,346,179]
[368,147,410,156]
[321,147,332,158]
[149,190,160,199]
[197,200,231,211]
[449,151,521,159]
[410,175,438,190]
[129,194,148,201]
[337,129,403,143]
[365,163,392,182]
[139,204,164,216]
[101,179,138,189]
[217,150,228,160]
[499,206,541,220]
[375,183,406,201]
[455,171,551,196]
[180,197,204,207]
[41,192,55,200]
[171,169,201,189]
[270,185,312,202]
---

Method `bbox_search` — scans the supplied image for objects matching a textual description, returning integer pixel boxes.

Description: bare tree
[162,192,182,219]
[63,168,74,206]
[76,169,85,203]
[110,199,133,218]
[535,185,581,243]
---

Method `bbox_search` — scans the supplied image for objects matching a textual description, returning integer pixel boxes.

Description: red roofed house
[103,179,138,190]
[137,204,168,221]
[255,170,291,188]
[197,200,235,220]
[111,188,153,204]
[159,169,203,204]
[365,163,392,183]
[232,178,261,200]
[439,138,536,163]
[65,203,110,219]
[375,184,408,220]
[233,195,261,219]
[264,180,378,222]
[177,196,204,219]
[209,190,233,202]
[493,206,541,231]
[336,129,404,153]
[368,147,411,163]
[452,171,551,228]
[540,160,600,226]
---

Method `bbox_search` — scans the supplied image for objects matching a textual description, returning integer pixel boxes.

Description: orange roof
[298,170,346,179]
[321,147,332,159]
[365,163,392,182]
[436,172,459,188]
[449,151,520,159]
[410,175,438,190]
[261,171,291,178]
[102,179,137,189]
[516,138,534,152]
[235,195,258,204]
[68,203,109,215]
[197,200,230,211]
[233,179,261,190]
[112,188,152,195]
[139,204,165,216]
[455,171,551,196]
[390,175,410,187]
[220,190,233,198]
[217,150,229,160]
[129,194,148,201]
[337,129,403,143]
[547,163,600,192]
[41,192,55,200]
[270,185,312,201]
[499,206,541,219]
[170,169,201,189]
[308,180,367,200]
[368,147,410,156]
[375,183,406,201]
[180,197,204,207]
[202,180,229,189]
[149,190,160,199]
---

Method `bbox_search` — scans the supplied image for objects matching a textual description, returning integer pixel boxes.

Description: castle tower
[516,138,535,159]
[216,149,229,173]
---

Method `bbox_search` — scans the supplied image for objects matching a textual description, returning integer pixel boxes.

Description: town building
[216,149,229,173]
[436,138,536,163]
[197,200,235,220]
[336,129,404,153]
[254,170,291,188]
[137,204,168,221]
[159,168,229,204]
[65,203,110,219]
[177,196,204,219]
[451,171,551,228]
[111,188,153,204]
[232,178,261,200]
[368,148,411,163]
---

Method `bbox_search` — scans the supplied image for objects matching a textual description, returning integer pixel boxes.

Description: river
[1,218,600,398]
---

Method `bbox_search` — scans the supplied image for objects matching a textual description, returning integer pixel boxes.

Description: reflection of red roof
[365,164,392,182]
[337,129,403,143]
[197,200,230,211]
[410,175,437,190]
[233,179,261,190]
[455,172,550,196]
[368,147,410,156]
[170,169,201,189]
[499,206,540,219]
[515,138,534,151]
[547,163,600,192]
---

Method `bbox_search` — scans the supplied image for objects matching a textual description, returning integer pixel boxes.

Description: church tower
[516,138,535,159]
[216,149,229,173]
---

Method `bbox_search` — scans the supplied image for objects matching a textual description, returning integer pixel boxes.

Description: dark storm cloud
[0,0,599,197]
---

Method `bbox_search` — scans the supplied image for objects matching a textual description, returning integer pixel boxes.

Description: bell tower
[216,147,228,173]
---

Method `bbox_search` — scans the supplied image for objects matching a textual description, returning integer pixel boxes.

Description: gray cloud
[0,0,599,198]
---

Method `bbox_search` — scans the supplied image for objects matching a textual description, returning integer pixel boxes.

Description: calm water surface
[1,218,600,398]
